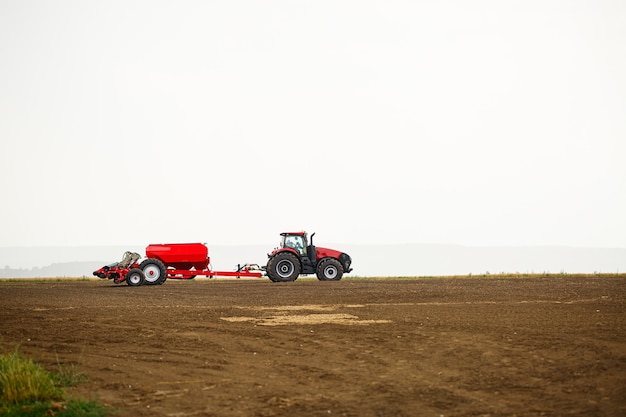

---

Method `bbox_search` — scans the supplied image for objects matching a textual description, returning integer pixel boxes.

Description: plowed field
[1,276,625,417]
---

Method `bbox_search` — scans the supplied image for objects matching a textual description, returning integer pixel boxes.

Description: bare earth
[1,276,625,417]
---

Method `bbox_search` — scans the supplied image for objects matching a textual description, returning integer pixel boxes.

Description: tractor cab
[279,232,314,271]
[280,232,308,256]
[278,231,317,266]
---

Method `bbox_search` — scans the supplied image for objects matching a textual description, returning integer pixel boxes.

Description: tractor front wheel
[140,259,167,285]
[316,258,344,281]
[267,252,300,282]
[126,268,145,286]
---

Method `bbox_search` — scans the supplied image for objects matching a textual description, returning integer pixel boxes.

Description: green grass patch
[0,349,64,404]
[0,399,109,417]
[0,349,111,416]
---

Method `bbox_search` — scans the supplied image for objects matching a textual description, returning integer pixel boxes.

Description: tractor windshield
[282,234,306,256]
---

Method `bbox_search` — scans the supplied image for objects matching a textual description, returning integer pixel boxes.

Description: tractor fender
[268,247,301,260]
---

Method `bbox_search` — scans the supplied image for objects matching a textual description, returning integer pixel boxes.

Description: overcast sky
[1,0,624,249]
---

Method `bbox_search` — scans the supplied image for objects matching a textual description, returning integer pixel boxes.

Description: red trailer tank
[146,243,209,270]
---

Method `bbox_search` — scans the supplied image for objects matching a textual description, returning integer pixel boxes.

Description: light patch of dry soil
[222,304,391,326]
[1,276,625,417]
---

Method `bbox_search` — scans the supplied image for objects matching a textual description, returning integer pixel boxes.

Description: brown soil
[1,276,625,417]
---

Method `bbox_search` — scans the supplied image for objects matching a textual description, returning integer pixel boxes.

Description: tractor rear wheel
[267,252,300,282]
[126,268,145,286]
[316,258,344,281]
[140,259,167,285]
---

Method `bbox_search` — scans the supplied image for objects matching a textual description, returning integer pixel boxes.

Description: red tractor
[266,232,352,282]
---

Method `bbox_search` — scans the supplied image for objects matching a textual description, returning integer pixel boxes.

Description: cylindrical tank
[145,243,209,270]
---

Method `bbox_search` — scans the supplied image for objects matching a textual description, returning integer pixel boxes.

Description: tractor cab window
[283,235,306,256]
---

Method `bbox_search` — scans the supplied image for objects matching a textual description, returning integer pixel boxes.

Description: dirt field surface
[1,276,625,417]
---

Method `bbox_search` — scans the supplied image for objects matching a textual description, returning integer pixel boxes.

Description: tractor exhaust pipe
[308,232,317,262]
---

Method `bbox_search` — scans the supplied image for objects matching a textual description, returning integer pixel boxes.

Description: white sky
[1,0,624,248]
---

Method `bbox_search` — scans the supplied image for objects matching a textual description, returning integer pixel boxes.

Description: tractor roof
[280,231,306,236]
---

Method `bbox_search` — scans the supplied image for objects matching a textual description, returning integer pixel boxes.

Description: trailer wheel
[267,252,300,282]
[316,258,344,281]
[140,259,167,285]
[126,268,145,286]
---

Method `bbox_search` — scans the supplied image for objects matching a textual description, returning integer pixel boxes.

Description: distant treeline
[0,262,104,278]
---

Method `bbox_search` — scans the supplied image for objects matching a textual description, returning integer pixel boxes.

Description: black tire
[126,268,145,286]
[139,259,167,285]
[267,252,300,282]
[316,258,344,281]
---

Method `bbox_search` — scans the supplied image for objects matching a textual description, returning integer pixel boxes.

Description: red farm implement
[93,232,352,286]
[93,243,262,286]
